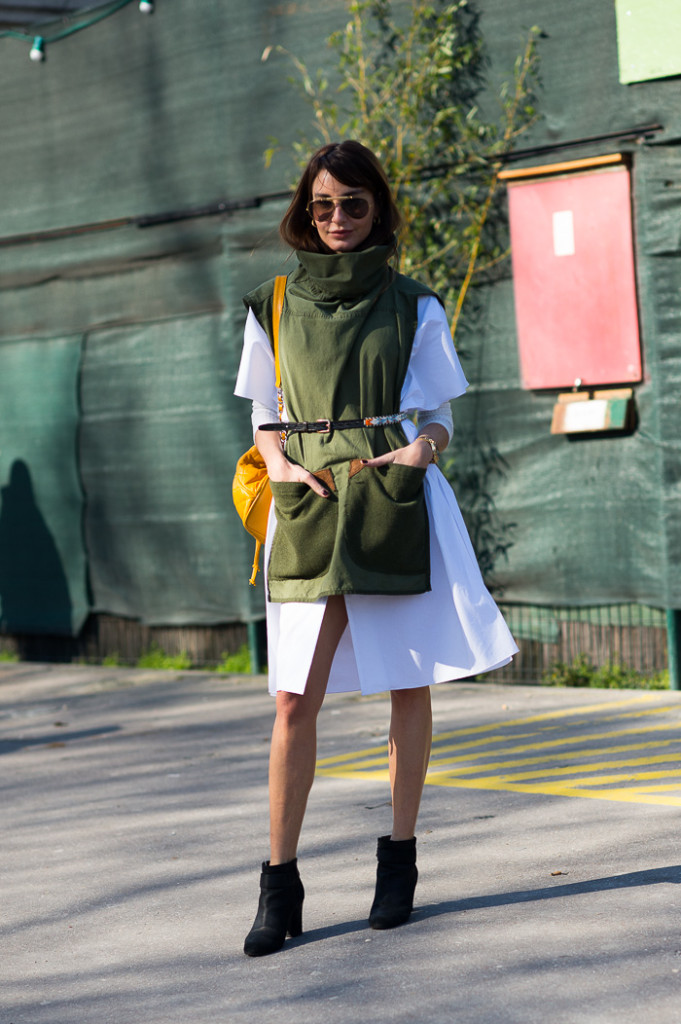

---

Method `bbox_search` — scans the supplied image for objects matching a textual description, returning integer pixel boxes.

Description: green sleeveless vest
[244,246,439,603]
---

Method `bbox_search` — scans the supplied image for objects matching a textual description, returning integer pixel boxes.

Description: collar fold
[294,245,393,301]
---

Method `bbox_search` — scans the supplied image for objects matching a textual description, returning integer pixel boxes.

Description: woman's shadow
[0,459,73,648]
[290,865,681,946]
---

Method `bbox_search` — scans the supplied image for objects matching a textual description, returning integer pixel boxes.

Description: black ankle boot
[243,859,304,957]
[368,835,417,930]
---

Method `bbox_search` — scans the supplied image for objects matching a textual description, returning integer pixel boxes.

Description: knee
[275,691,319,729]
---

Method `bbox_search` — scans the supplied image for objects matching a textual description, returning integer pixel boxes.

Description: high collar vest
[243,248,438,602]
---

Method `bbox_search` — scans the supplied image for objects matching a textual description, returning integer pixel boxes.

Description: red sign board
[507,166,642,390]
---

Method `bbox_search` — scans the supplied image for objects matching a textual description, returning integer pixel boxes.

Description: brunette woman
[235,140,516,956]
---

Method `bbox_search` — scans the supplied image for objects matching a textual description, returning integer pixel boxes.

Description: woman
[235,140,517,957]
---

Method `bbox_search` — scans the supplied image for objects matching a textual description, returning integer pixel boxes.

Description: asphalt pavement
[2,662,681,1024]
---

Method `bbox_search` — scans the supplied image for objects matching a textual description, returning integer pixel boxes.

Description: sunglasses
[306,195,371,222]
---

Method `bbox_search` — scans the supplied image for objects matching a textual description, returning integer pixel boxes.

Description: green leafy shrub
[102,652,123,667]
[215,644,252,674]
[543,654,669,690]
[136,645,193,670]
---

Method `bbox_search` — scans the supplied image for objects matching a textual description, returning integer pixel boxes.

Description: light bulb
[139,1,153,12]
[29,37,45,61]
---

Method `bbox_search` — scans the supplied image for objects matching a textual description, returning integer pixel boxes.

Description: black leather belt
[259,412,408,435]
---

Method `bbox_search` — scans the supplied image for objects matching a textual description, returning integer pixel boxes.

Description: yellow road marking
[440,752,681,783]
[427,737,681,774]
[315,696,663,768]
[626,785,681,793]
[321,721,681,773]
[527,769,679,786]
[316,694,681,808]
[425,776,681,808]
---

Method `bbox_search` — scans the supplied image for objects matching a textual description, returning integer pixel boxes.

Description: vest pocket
[269,480,337,582]
[345,463,428,576]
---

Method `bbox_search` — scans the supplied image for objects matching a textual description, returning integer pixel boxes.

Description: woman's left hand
[359,438,434,471]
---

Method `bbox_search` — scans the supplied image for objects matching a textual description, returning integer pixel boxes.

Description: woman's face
[309,170,376,253]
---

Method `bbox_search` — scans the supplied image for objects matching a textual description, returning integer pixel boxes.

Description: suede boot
[243,859,304,957]
[368,834,418,929]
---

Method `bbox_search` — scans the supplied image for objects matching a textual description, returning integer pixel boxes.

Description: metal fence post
[666,609,681,691]
[247,621,261,675]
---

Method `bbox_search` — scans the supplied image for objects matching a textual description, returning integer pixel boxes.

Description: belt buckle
[315,419,332,434]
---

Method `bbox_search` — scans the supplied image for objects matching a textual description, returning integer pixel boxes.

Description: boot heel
[287,903,303,938]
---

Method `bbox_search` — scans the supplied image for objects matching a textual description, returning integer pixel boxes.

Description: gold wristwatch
[416,434,440,464]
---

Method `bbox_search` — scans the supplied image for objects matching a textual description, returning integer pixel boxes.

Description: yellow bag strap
[249,540,263,588]
[248,275,286,587]
[273,275,286,414]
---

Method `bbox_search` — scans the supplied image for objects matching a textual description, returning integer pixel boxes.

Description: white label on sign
[553,210,575,257]
[563,399,609,432]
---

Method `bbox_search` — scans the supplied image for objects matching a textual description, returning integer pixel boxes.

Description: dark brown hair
[279,140,403,253]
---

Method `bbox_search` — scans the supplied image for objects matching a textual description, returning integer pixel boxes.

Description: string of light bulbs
[0,0,154,62]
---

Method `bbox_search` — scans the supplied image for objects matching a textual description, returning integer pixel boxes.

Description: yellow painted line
[316,696,669,768]
[470,753,681,783]
[317,694,681,807]
[424,774,681,808]
[315,725,557,768]
[515,769,681,788]
[602,703,680,720]
[427,737,681,775]
[425,765,681,805]
[318,728,566,772]
[625,785,681,793]
[320,719,681,773]
[433,722,681,757]
[426,695,665,741]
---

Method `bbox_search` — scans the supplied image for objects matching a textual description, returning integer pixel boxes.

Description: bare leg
[388,686,432,840]
[268,595,348,864]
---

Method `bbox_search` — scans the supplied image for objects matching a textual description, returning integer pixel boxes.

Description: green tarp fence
[0,334,87,634]
[1,0,681,638]
[0,209,289,634]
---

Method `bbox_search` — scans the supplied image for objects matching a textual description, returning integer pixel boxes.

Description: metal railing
[493,603,670,686]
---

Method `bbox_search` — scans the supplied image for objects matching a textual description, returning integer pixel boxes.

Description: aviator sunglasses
[306,195,372,222]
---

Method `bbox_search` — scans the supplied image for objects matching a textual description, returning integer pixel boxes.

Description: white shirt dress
[235,294,518,696]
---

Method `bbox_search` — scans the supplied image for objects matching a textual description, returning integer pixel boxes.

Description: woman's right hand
[255,429,330,498]
[268,456,330,498]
